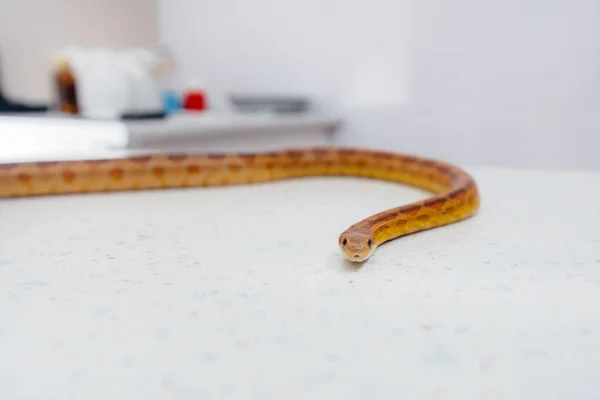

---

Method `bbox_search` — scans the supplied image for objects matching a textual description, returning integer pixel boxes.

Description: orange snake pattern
[0,147,480,262]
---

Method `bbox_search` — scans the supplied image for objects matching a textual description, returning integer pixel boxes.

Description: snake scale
[0,147,480,262]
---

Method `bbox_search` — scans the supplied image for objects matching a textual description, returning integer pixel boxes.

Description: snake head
[338,229,376,262]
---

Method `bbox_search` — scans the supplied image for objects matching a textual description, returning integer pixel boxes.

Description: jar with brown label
[54,58,79,115]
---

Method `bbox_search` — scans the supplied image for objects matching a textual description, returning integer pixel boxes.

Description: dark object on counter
[0,52,48,113]
[0,91,48,113]
[229,95,309,113]
[120,110,166,120]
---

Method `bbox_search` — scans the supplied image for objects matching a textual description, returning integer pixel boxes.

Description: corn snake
[0,147,480,262]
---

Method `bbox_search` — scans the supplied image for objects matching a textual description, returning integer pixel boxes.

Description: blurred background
[1,0,599,168]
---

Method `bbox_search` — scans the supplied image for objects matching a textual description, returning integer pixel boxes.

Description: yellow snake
[0,147,480,262]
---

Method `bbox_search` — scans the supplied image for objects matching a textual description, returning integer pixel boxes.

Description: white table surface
[1,165,599,399]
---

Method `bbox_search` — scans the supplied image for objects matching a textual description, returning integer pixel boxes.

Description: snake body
[0,147,480,262]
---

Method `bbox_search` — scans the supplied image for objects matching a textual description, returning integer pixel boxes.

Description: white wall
[158,0,410,111]
[0,0,158,102]
[404,0,600,169]
[160,0,600,169]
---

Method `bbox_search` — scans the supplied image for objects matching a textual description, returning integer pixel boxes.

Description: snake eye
[368,239,372,247]
[342,238,347,246]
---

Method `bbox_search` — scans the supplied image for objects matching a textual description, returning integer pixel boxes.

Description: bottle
[152,43,182,116]
[182,78,208,111]
[54,58,79,115]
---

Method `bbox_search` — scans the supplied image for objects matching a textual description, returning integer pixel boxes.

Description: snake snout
[338,230,376,262]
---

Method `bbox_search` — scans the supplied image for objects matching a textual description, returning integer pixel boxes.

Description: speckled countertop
[1,166,599,399]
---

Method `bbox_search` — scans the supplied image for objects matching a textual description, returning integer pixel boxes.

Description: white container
[57,47,163,119]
